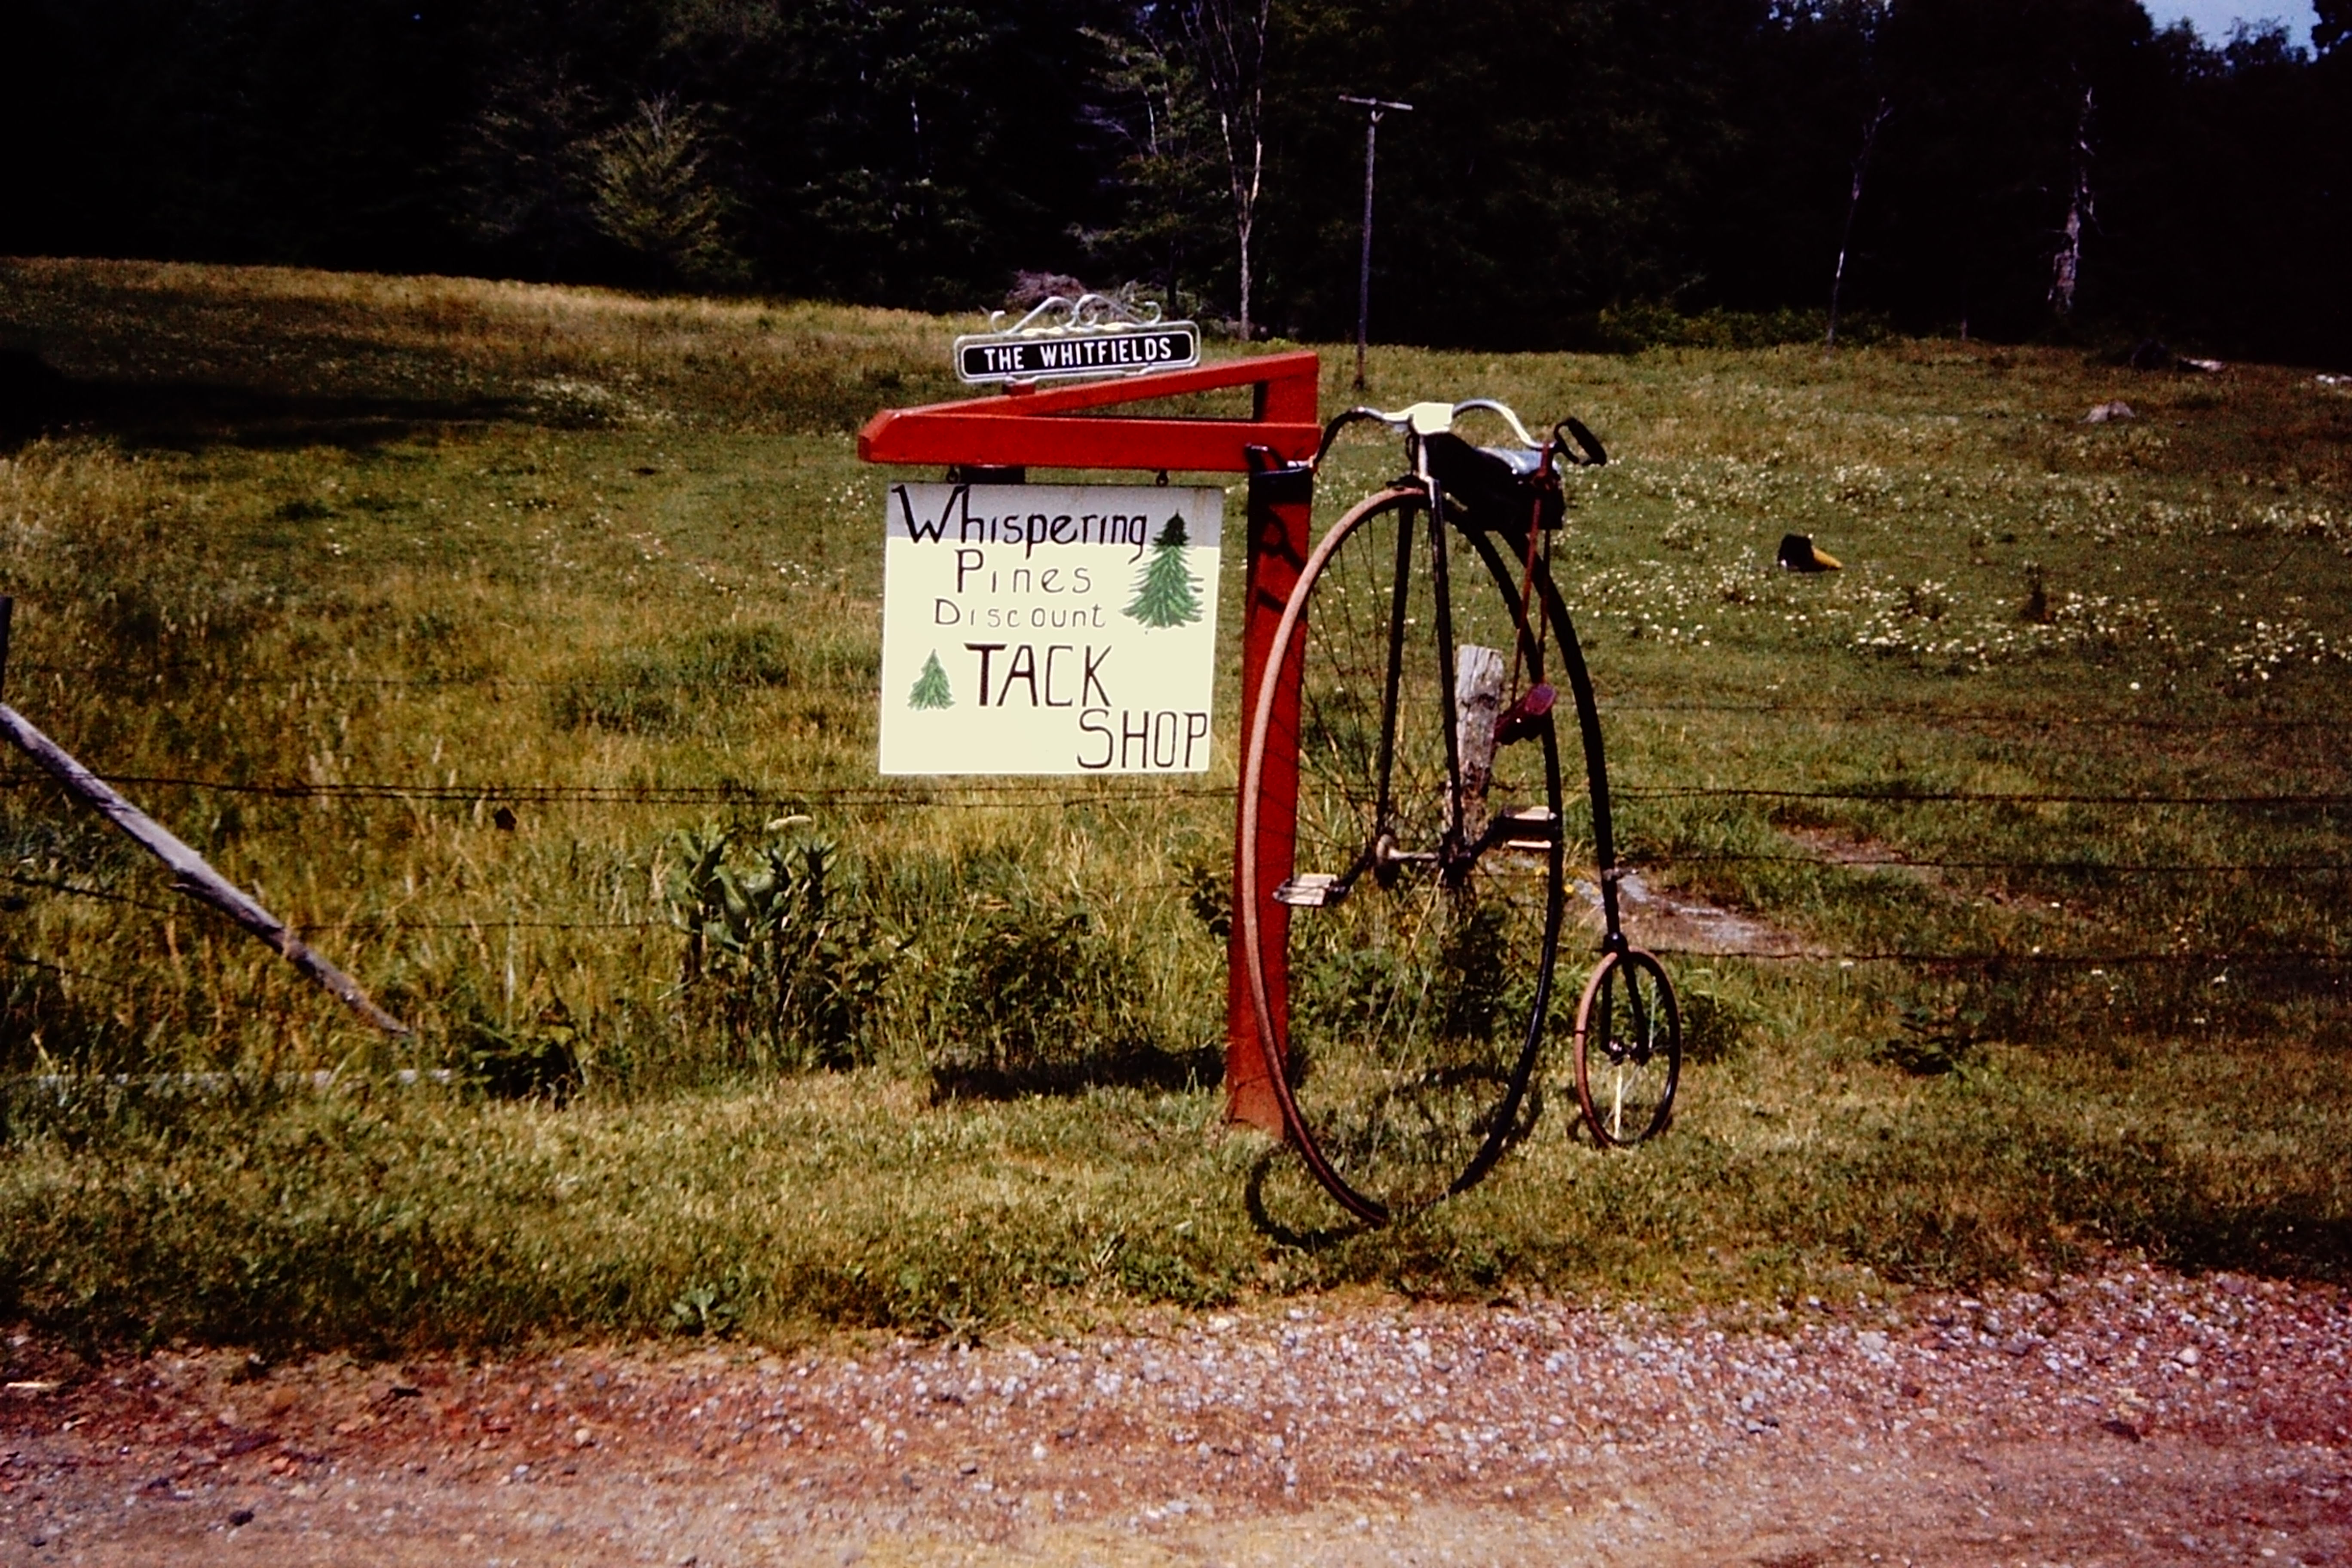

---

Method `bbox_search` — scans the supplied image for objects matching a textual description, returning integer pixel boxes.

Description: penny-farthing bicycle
[1237,399,1680,1225]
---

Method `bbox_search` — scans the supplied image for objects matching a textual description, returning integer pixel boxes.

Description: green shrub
[939,890,1112,1075]
[456,998,584,1102]
[924,881,1211,1098]
[663,827,899,1072]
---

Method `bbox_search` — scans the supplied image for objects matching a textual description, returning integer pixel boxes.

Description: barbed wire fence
[1,764,2344,966]
[3,632,2346,1021]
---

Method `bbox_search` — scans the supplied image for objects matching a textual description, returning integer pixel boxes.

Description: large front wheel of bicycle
[1573,947,1681,1147]
[1238,487,1571,1224]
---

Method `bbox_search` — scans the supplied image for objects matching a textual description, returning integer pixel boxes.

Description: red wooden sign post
[858,350,1322,1133]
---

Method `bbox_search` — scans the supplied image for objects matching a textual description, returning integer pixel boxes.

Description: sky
[2144,0,2318,47]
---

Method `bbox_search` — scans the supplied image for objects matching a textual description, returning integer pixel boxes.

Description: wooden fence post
[0,626,410,1037]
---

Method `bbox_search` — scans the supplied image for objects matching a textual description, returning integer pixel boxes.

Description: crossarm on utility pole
[0,703,412,1037]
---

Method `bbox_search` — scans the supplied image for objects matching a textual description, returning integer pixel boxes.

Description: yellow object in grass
[1777,532,1842,572]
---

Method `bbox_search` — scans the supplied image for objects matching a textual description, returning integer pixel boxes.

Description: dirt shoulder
[5,1264,2347,1566]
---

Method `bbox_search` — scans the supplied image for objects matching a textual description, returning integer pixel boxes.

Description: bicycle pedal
[1494,807,1560,851]
[1494,683,1556,745]
[1274,873,1345,908]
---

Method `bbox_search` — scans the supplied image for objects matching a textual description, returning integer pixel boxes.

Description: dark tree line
[3,0,2346,361]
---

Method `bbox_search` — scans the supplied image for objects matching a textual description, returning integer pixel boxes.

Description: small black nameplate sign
[954,325,1201,385]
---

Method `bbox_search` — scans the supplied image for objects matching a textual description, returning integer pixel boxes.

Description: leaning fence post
[0,604,409,1036]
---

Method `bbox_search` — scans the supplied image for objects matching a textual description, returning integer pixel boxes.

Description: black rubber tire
[1238,486,1571,1222]
[1572,947,1681,1148]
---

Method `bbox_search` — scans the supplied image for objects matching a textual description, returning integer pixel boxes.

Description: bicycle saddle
[1424,431,1565,532]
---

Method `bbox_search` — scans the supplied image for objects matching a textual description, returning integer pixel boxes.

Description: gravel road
[5,1263,2347,1565]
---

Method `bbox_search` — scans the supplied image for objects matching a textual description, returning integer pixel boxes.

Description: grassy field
[0,256,2346,1354]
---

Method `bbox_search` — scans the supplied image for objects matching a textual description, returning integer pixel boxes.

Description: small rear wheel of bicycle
[1573,948,1680,1148]
[1238,486,1570,1223]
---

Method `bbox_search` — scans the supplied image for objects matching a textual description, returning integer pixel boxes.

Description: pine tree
[589,96,743,287]
[907,649,953,709]
[1124,514,1204,628]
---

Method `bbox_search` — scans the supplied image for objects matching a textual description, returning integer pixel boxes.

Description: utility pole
[1339,94,1412,391]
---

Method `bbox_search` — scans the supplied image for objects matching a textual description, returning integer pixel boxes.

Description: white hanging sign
[878,482,1223,775]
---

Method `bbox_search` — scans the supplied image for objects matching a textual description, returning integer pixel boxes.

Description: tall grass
[0,257,2346,1351]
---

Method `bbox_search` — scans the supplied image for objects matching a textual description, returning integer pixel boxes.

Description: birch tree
[1826,99,1892,351]
[1172,0,1273,337]
[2048,85,2093,317]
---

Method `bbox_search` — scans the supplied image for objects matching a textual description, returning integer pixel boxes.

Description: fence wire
[5,767,2349,812]
[0,772,1230,808]
[21,662,2352,733]
[3,713,2344,980]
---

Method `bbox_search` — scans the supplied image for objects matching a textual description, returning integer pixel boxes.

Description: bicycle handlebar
[1313,398,1606,472]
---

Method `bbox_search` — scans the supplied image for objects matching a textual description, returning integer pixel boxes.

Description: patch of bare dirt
[1575,869,1813,956]
[1576,825,1997,961]
[5,1265,2347,1565]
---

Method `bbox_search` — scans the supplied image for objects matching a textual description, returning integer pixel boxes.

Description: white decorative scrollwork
[986,292,1167,335]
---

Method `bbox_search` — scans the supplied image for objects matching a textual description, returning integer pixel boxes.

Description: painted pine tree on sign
[908,650,953,708]
[1124,516,1203,628]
